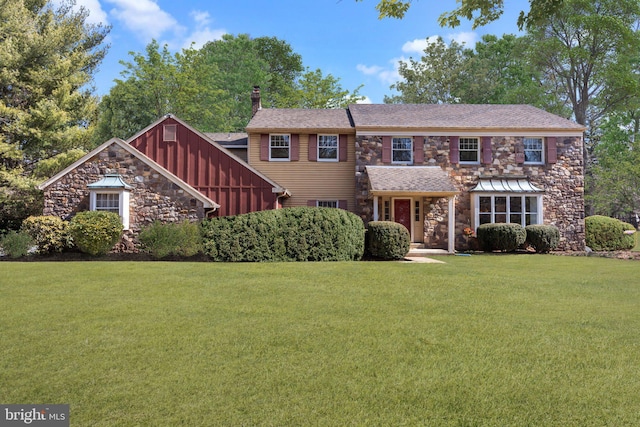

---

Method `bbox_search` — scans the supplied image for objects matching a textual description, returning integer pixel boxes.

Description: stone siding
[43,143,206,248]
[355,135,585,251]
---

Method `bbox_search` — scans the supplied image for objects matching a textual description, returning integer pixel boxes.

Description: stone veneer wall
[42,143,206,249]
[355,135,585,251]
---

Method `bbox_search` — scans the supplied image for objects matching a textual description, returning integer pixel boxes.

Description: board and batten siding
[248,133,356,211]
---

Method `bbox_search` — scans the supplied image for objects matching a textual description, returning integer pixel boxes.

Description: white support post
[448,196,456,253]
[373,195,379,221]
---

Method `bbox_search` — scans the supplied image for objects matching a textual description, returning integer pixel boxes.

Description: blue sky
[71,0,528,104]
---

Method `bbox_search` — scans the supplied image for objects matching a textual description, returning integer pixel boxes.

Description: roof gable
[37,137,219,209]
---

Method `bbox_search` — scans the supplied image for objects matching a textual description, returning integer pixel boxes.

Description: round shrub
[201,207,365,262]
[585,215,635,251]
[21,215,72,254]
[69,211,123,256]
[366,221,410,260]
[139,220,202,258]
[1,231,34,258]
[525,224,560,253]
[476,223,526,252]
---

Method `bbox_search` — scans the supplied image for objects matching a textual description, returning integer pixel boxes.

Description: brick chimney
[251,86,261,117]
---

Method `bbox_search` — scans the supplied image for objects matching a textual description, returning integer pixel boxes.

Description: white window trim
[472,193,543,229]
[269,134,290,161]
[459,137,480,165]
[392,137,413,164]
[90,189,130,230]
[318,134,339,162]
[523,137,545,165]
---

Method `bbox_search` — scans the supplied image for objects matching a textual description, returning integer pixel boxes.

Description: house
[245,93,586,252]
[39,88,586,252]
[38,115,289,245]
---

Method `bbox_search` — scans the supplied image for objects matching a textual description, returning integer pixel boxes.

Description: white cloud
[401,36,439,54]
[181,11,226,49]
[356,96,372,104]
[447,31,478,46]
[356,64,383,76]
[357,57,403,86]
[106,0,182,41]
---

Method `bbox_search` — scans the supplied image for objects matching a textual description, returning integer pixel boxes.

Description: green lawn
[1,256,639,426]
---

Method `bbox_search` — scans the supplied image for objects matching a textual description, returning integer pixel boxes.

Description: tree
[385,34,566,115]
[358,0,565,29]
[587,110,640,219]
[93,40,228,141]
[292,69,364,109]
[526,0,640,163]
[0,0,109,231]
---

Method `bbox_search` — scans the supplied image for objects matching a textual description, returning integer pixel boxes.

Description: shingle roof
[205,132,248,147]
[349,104,584,131]
[246,108,353,131]
[366,166,458,194]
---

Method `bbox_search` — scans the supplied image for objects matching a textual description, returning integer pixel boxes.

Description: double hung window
[270,134,290,160]
[459,137,479,163]
[523,137,544,164]
[318,135,338,161]
[392,137,412,163]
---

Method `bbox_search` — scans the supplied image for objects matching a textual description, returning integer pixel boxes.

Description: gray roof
[246,108,353,131]
[205,132,248,147]
[470,178,544,193]
[349,104,584,131]
[366,166,458,194]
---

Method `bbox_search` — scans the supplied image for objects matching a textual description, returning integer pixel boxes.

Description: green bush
[68,211,123,256]
[477,223,526,252]
[366,221,410,260]
[139,220,202,258]
[525,224,560,253]
[201,207,365,262]
[21,215,72,254]
[585,215,635,251]
[1,231,34,258]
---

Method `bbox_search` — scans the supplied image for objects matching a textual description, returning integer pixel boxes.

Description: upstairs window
[318,135,338,161]
[270,134,290,160]
[459,137,479,163]
[523,137,544,164]
[392,137,413,163]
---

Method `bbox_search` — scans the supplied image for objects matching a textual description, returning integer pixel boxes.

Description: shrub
[21,215,72,254]
[68,211,123,256]
[1,231,34,258]
[585,215,635,251]
[477,223,526,252]
[366,221,410,260]
[201,207,365,262]
[525,225,560,253]
[139,221,202,258]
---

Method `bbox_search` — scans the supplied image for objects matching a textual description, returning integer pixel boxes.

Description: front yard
[1,256,639,426]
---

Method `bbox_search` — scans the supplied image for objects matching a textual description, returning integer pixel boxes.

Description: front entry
[393,198,412,237]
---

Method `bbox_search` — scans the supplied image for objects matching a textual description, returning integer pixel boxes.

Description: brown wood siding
[247,132,357,212]
[129,118,279,216]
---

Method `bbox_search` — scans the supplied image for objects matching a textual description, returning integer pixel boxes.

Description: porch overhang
[366,166,459,254]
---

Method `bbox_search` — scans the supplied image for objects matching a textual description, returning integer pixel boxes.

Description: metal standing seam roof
[470,178,544,193]
[87,174,134,190]
[366,166,459,194]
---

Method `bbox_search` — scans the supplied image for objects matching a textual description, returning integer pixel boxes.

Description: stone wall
[43,143,206,248]
[355,135,585,251]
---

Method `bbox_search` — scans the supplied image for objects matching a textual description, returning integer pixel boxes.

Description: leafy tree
[0,0,109,231]
[587,110,640,219]
[93,41,228,141]
[358,0,565,29]
[292,69,364,109]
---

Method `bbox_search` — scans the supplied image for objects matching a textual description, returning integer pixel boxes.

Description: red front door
[394,199,412,235]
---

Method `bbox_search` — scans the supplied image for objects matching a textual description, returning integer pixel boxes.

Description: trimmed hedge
[139,220,202,258]
[525,224,560,253]
[366,221,410,260]
[201,207,365,262]
[585,215,635,251]
[477,223,526,252]
[21,215,72,254]
[68,211,123,256]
